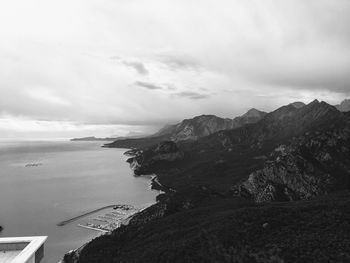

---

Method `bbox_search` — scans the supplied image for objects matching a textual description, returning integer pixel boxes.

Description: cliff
[126,141,184,176]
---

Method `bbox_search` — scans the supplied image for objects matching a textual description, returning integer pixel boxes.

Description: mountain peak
[290,102,306,109]
[309,99,320,105]
[335,99,350,112]
[243,108,265,117]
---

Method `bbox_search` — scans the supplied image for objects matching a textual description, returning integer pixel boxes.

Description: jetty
[57,205,131,226]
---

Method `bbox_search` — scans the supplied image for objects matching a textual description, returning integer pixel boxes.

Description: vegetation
[67,101,350,263]
[77,192,350,263]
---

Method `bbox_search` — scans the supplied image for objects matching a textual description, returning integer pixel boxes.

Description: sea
[0,139,158,262]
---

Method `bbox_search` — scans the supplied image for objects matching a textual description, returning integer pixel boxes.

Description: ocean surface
[0,140,158,262]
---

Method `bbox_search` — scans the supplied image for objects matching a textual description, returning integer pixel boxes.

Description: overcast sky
[0,0,349,138]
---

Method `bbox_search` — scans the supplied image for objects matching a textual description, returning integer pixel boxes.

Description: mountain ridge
[105,108,267,148]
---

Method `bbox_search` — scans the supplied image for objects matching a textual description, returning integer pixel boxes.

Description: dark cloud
[122,61,149,75]
[261,72,350,94]
[158,54,200,71]
[173,91,210,100]
[135,81,164,90]
[110,56,149,75]
[237,52,350,94]
[166,84,177,91]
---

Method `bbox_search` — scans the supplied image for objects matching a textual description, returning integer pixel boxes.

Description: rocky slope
[154,114,237,141]
[126,141,184,176]
[236,123,350,202]
[154,110,267,141]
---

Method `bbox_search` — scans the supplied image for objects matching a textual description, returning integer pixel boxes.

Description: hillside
[66,191,350,263]
[64,100,350,263]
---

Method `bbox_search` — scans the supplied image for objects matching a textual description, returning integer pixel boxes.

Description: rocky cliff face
[236,122,350,202]
[169,115,236,141]
[127,141,184,176]
[157,110,267,141]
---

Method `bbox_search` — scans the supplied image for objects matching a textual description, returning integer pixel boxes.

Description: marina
[58,204,144,233]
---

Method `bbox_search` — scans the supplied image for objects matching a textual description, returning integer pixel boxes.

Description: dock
[57,205,122,226]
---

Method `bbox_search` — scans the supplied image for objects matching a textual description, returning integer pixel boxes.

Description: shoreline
[60,202,157,263]
[60,149,161,262]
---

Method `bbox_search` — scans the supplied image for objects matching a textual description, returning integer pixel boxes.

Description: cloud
[0,0,349,138]
[173,91,210,100]
[134,81,164,90]
[122,61,149,75]
[227,45,350,94]
[26,89,71,106]
[0,114,157,139]
[158,54,200,71]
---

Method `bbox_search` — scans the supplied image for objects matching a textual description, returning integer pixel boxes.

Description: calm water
[0,140,157,262]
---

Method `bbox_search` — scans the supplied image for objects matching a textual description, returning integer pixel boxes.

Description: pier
[57,205,130,226]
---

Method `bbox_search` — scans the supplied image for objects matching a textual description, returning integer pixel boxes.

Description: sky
[0,0,349,139]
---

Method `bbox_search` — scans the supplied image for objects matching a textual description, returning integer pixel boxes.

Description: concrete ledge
[0,236,47,263]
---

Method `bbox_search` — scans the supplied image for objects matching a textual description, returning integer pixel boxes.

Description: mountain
[155,110,267,141]
[123,100,345,192]
[154,114,236,141]
[105,109,266,148]
[232,108,267,127]
[335,99,350,112]
[207,99,342,149]
[290,101,306,109]
[63,100,350,263]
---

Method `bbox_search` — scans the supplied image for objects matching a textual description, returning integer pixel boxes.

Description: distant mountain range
[75,100,348,145]
[105,108,267,148]
[71,132,148,142]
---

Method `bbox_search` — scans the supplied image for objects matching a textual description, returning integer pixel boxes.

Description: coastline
[60,149,161,263]
[60,202,158,263]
